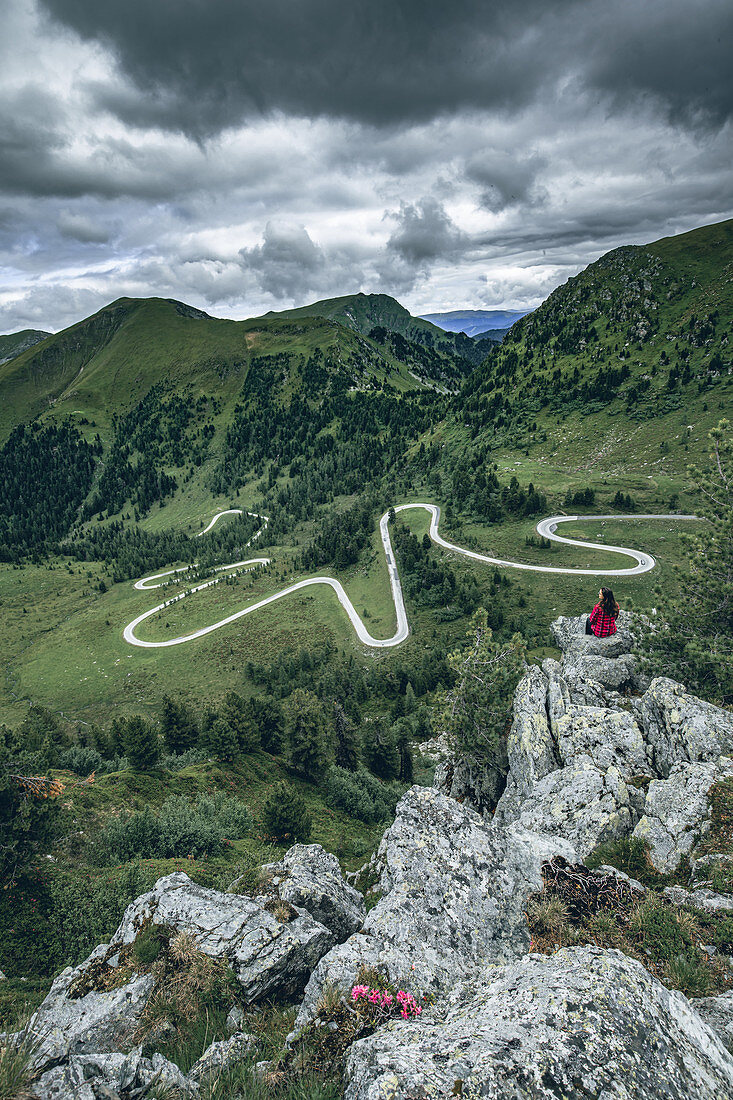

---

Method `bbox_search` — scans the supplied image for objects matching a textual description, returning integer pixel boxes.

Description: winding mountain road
[122,504,698,650]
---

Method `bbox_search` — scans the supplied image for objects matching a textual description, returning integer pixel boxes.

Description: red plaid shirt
[589,603,619,638]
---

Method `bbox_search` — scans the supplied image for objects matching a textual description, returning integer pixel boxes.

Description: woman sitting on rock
[586,586,620,637]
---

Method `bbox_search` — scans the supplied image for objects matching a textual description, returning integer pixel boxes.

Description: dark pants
[585,617,593,635]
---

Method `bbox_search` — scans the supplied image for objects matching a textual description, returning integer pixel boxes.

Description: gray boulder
[33,1047,194,1100]
[295,787,548,1029]
[691,853,733,888]
[662,885,733,913]
[260,844,366,941]
[24,965,154,1074]
[494,666,560,824]
[555,705,651,778]
[551,611,635,657]
[562,651,640,692]
[633,759,733,873]
[109,872,334,1003]
[642,677,733,778]
[344,947,733,1100]
[693,993,733,1054]
[188,1032,256,1084]
[433,750,507,817]
[25,872,334,1077]
[512,756,632,860]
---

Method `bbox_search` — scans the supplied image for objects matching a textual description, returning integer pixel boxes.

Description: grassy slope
[0,297,436,441]
[457,218,733,470]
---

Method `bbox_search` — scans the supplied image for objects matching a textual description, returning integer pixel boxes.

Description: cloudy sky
[1,0,731,334]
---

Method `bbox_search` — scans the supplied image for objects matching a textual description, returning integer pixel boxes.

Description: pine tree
[285,689,333,782]
[393,719,414,784]
[437,608,525,813]
[160,696,198,754]
[123,717,161,771]
[221,692,259,752]
[333,703,360,771]
[253,696,285,754]
[199,709,238,762]
[263,781,312,841]
[362,719,400,781]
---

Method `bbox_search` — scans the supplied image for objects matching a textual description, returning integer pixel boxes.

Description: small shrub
[263,783,312,842]
[0,1030,37,1100]
[629,896,689,960]
[99,792,252,862]
[325,766,402,824]
[665,952,712,997]
[586,837,661,886]
[133,924,171,966]
[58,746,103,775]
[282,966,423,1083]
[160,747,209,772]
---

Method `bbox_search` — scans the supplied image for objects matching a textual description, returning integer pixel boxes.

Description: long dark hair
[600,587,617,616]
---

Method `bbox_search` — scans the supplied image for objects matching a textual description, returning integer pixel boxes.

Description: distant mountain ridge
[0,329,52,365]
[266,292,486,364]
[420,309,530,337]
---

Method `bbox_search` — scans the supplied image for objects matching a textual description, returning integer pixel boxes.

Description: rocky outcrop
[23,871,335,1078]
[493,665,559,823]
[109,872,334,1003]
[25,967,154,1074]
[633,760,733,872]
[642,677,733,778]
[554,705,651,777]
[433,750,507,816]
[663,885,733,913]
[188,1032,256,1084]
[295,787,557,1029]
[344,947,733,1100]
[551,611,636,657]
[32,1047,193,1100]
[511,756,631,860]
[260,844,366,942]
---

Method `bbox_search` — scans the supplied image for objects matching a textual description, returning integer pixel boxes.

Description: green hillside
[455,219,733,468]
[267,292,485,364]
[0,328,51,364]
[0,295,468,441]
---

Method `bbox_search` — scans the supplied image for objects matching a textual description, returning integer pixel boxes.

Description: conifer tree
[437,608,525,812]
[123,717,161,771]
[362,719,400,781]
[393,719,414,784]
[221,692,259,752]
[285,689,333,782]
[263,781,312,841]
[253,696,285,754]
[199,709,238,762]
[333,702,360,771]
[160,696,198,754]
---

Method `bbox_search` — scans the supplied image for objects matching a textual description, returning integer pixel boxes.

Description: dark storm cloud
[239,222,366,300]
[465,151,547,211]
[240,223,326,298]
[38,0,733,136]
[38,0,575,134]
[387,200,467,264]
